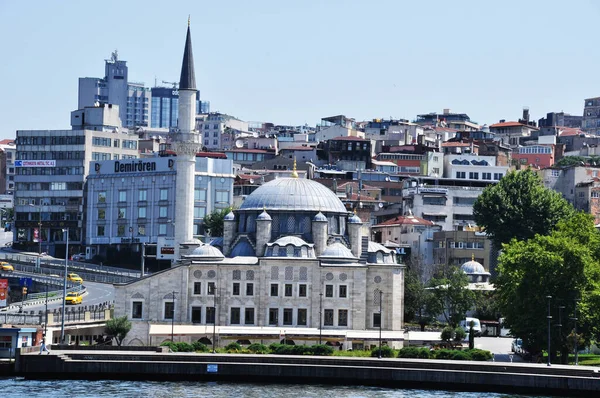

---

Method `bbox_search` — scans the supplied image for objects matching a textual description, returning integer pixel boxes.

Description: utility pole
[319,292,323,345]
[378,290,383,359]
[60,227,69,344]
[571,299,580,366]
[44,283,48,338]
[547,296,552,366]
[171,291,177,342]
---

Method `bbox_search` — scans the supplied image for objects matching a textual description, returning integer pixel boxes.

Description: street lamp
[571,299,580,366]
[60,227,69,344]
[547,295,552,367]
[319,292,323,345]
[378,290,383,359]
[170,291,177,342]
[29,204,42,268]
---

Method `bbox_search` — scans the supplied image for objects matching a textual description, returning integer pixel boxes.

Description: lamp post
[547,295,552,366]
[29,204,42,268]
[170,291,177,342]
[60,227,69,344]
[319,292,323,345]
[571,299,580,366]
[44,282,48,338]
[378,290,383,359]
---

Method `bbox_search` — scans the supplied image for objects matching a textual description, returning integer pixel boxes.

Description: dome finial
[188,15,191,26]
[471,253,474,262]
[291,156,299,178]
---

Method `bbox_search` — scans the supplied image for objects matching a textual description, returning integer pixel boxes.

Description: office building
[150,87,209,129]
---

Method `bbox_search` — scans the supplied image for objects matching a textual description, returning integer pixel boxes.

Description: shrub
[432,349,454,360]
[440,326,455,342]
[451,350,472,361]
[174,342,194,352]
[454,327,466,342]
[311,344,334,356]
[160,341,178,352]
[192,341,209,352]
[225,342,242,353]
[371,345,394,358]
[468,349,493,361]
[247,343,268,354]
[417,348,431,359]
[397,347,421,358]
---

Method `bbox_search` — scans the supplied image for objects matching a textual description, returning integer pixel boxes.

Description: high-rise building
[13,104,139,258]
[78,51,151,129]
[150,87,210,129]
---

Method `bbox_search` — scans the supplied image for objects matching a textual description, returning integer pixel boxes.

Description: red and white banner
[0,278,8,307]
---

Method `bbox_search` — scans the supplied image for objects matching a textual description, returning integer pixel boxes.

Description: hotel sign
[93,158,176,175]
[15,160,56,167]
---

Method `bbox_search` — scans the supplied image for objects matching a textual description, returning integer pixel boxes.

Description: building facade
[583,97,600,135]
[150,87,208,129]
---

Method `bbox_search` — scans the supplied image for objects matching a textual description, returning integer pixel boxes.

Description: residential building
[223,149,276,167]
[318,137,373,170]
[540,165,600,216]
[314,115,365,143]
[582,97,600,135]
[557,128,600,153]
[196,113,249,151]
[443,154,508,182]
[85,156,234,268]
[0,139,16,194]
[538,112,582,128]
[13,104,139,257]
[489,120,539,148]
[375,147,443,177]
[432,230,492,273]
[363,119,424,148]
[78,52,151,128]
[415,109,479,131]
[513,136,561,169]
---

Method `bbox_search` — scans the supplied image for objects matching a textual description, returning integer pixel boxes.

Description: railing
[0,303,113,325]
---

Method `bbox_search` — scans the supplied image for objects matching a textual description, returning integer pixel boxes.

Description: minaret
[172,18,201,260]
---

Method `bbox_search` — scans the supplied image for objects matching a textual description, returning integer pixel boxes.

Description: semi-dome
[239,177,347,213]
[367,241,396,264]
[271,236,311,247]
[185,244,224,260]
[320,242,356,260]
[368,241,393,254]
[265,235,315,258]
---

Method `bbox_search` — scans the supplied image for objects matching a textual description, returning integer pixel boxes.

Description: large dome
[239,177,347,213]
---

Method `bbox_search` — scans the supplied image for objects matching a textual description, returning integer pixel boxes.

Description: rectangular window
[138,189,147,201]
[118,208,126,219]
[339,285,347,298]
[193,282,201,295]
[245,308,255,325]
[283,308,293,325]
[98,208,105,220]
[194,207,206,219]
[232,282,240,296]
[164,301,174,320]
[158,224,167,235]
[159,206,168,218]
[284,284,292,297]
[194,189,207,201]
[191,307,202,323]
[269,308,278,325]
[98,191,106,203]
[117,225,125,237]
[469,172,479,180]
[270,284,278,297]
[299,284,307,297]
[215,190,229,203]
[132,301,143,319]
[325,284,333,298]
[246,283,254,296]
[494,173,504,180]
[160,188,168,200]
[338,309,348,326]
[207,282,215,295]
[297,308,307,326]
[138,207,146,218]
[482,172,492,180]
[373,313,381,328]
[324,309,334,326]
[230,307,241,325]
[119,190,127,202]
[206,307,215,324]
[97,225,105,236]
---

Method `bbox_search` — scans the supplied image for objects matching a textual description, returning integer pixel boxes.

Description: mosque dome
[239,177,347,213]
[320,242,356,261]
[461,259,487,275]
[257,210,272,221]
[185,244,224,261]
[348,213,362,224]
[367,241,396,264]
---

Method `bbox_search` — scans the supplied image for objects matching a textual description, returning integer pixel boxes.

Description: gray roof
[179,26,196,90]
[348,213,362,224]
[224,211,235,221]
[313,212,327,222]
[320,242,356,260]
[269,236,312,247]
[461,260,488,275]
[186,244,224,260]
[257,210,272,221]
[239,177,347,213]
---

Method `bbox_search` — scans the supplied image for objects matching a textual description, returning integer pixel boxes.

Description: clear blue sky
[1,0,598,139]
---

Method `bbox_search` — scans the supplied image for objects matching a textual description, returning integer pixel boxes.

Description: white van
[460,317,482,336]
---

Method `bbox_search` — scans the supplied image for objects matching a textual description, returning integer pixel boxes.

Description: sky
[1,0,599,139]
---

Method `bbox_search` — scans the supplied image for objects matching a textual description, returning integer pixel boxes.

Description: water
[0,378,550,398]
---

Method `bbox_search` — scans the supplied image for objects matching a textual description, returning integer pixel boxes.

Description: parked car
[65,291,83,305]
[67,273,83,283]
[512,338,523,354]
[460,317,482,337]
[71,253,86,261]
[0,262,14,272]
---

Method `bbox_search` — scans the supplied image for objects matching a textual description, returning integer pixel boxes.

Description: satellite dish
[379,203,384,208]
[235,139,244,148]
[249,179,254,184]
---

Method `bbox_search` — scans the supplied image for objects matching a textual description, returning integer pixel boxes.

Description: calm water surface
[0,378,552,398]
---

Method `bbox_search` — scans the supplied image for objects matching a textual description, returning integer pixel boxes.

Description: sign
[120,238,140,244]
[157,237,176,260]
[20,277,32,287]
[0,278,7,308]
[160,247,175,255]
[206,364,218,373]
[92,157,176,175]
[15,160,56,168]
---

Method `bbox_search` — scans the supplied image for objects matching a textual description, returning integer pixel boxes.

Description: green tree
[496,212,600,363]
[105,315,132,346]
[403,266,432,330]
[427,266,475,327]
[202,207,233,237]
[473,169,574,248]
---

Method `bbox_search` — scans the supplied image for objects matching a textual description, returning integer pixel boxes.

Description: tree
[403,265,432,330]
[496,212,600,363]
[473,169,574,248]
[105,315,132,346]
[202,207,233,237]
[427,266,475,328]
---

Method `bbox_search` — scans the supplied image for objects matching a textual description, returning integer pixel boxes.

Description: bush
[247,343,268,354]
[160,341,178,352]
[467,349,493,361]
[397,347,421,358]
[454,327,466,342]
[225,342,242,353]
[432,349,454,360]
[174,342,194,352]
[440,326,455,342]
[192,341,209,352]
[451,350,472,361]
[371,345,394,358]
[417,348,431,359]
[311,344,334,356]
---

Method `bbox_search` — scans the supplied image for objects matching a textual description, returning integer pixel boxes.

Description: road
[0,230,12,247]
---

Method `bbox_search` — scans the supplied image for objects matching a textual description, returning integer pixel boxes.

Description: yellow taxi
[0,262,14,272]
[67,273,83,283]
[65,291,83,305]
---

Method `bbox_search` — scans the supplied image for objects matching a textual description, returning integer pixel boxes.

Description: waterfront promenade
[12,348,600,396]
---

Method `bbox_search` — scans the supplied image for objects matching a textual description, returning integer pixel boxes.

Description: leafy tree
[202,207,233,237]
[454,327,466,343]
[496,212,600,363]
[473,169,574,248]
[105,316,132,346]
[427,266,475,327]
[403,266,432,330]
[473,291,501,321]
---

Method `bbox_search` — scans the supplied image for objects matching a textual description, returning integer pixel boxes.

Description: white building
[443,154,508,182]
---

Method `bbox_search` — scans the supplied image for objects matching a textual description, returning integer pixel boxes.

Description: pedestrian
[40,338,50,355]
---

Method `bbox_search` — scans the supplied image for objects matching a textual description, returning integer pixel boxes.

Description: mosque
[113,22,405,349]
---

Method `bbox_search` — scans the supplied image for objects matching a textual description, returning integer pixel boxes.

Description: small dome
[367,241,392,254]
[224,211,235,221]
[348,213,362,224]
[186,244,224,260]
[461,260,487,275]
[320,242,356,260]
[257,210,272,221]
[272,236,311,247]
[313,212,327,222]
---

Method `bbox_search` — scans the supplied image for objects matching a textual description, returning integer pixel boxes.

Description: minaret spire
[179,18,196,90]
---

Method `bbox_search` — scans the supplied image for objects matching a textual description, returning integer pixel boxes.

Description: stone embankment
[15,349,600,396]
